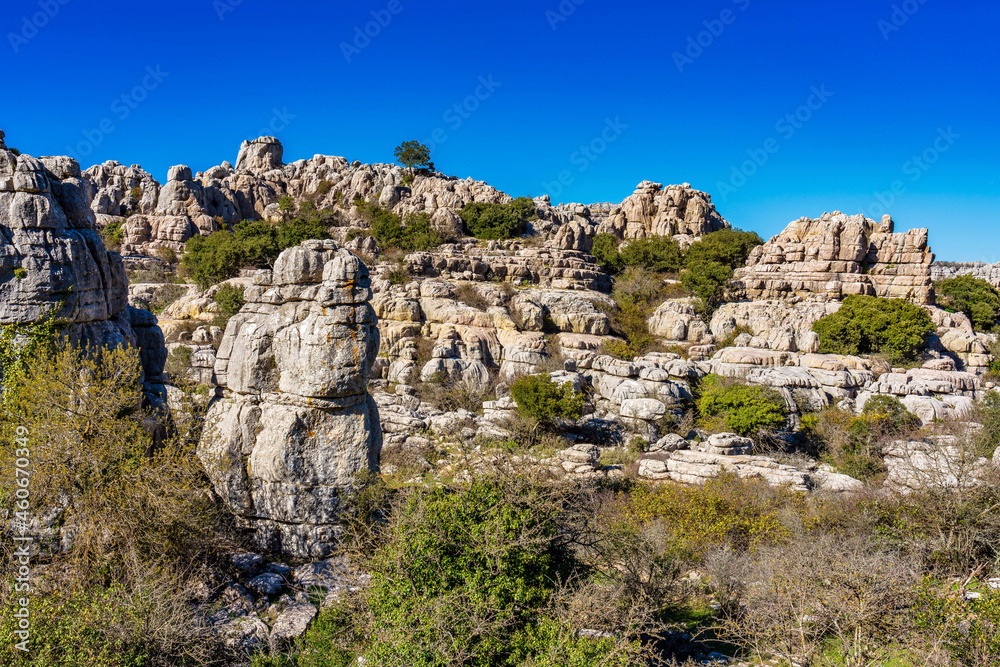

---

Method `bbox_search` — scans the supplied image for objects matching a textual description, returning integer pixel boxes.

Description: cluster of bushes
[459,197,537,240]
[602,267,681,360]
[935,275,1000,331]
[801,394,920,480]
[182,213,332,288]
[812,294,936,363]
[594,228,762,315]
[696,374,787,437]
[355,199,443,251]
[0,340,229,666]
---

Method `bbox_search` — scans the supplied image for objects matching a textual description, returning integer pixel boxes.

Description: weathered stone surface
[595,181,729,241]
[734,212,934,304]
[199,240,381,557]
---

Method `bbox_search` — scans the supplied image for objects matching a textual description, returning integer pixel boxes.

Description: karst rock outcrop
[0,131,166,403]
[734,211,934,303]
[595,181,730,245]
[198,239,382,557]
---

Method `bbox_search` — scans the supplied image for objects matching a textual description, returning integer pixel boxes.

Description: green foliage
[684,228,764,270]
[459,197,537,240]
[680,260,732,315]
[620,236,684,273]
[915,584,1000,663]
[356,200,442,251]
[393,140,434,177]
[510,374,585,425]
[627,472,794,557]
[697,374,787,436]
[812,295,935,363]
[298,478,641,666]
[12,267,26,280]
[182,215,331,289]
[0,310,60,396]
[213,284,245,319]
[935,275,1000,331]
[9,147,21,156]
[278,195,295,212]
[976,391,1000,456]
[591,233,624,273]
[100,218,126,251]
[603,267,670,359]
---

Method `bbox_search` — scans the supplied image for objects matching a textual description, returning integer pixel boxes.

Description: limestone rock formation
[931,261,1000,288]
[198,240,382,557]
[734,212,934,304]
[0,142,165,403]
[595,181,729,243]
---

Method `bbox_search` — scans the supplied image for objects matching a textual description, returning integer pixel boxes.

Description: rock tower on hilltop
[733,212,934,304]
[198,240,382,557]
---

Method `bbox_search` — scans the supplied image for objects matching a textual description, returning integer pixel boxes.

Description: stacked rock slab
[596,181,729,241]
[734,212,934,304]
[0,134,166,403]
[198,240,382,557]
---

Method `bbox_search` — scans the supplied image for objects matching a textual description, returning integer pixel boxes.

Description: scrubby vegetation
[696,374,787,437]
[510,374,585,426]
[935,275,1000,331]
[680,229,763,314]
[812,294,936,363]
[602,267,678,360]
[182,213,332,288]
[0,340,229,666]
[459,197,537,240]
[356,199,443,250]
[213,284,246,319]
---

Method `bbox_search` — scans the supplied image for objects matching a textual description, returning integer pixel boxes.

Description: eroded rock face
[0,145,165,404]
[734,212,934,304]
[596,181,729,243]
[199,240,381,557]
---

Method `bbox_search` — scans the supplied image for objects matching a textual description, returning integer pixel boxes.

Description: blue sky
[2,0,997,260]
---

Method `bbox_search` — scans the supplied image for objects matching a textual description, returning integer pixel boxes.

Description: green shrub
[697,374,787,436]
[684,228,763,270]
[460,197,536,240]
[182,215,331,289]
[620,236,684,273]
[679,229,763,315]
[591,233,624,274]
[356,200,442,252]
[935,275,1000,331]
[602,267,670,358]
[812,295,935,363]
[298,478,642,666]
[278,195,295,212]
[12,267,26,280]
[213,284,246,319]
[510,374,585,425]
[100,218,125,252]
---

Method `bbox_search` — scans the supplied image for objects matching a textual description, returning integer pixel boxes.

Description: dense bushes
[602,267,675,360]
[213,283,245,319]
[935,275,1000,331]
[696,374,787,436]
[183,215,331,288]
[294,477,646,666]
[510,374,585,425]
[0,340,228,666]
[459,197,537,240]
[355,199,443,251]
[812,295,935,363]
[681,229,763,314]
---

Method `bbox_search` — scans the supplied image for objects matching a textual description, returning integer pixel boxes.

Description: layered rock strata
[198,240,382,557]
[734,212,934,304]
[0,136,165,403]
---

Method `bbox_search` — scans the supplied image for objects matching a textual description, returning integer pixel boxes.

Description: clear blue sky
[2,0,997,260]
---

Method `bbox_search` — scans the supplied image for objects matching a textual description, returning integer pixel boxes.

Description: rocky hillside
[4,129,1000,661]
